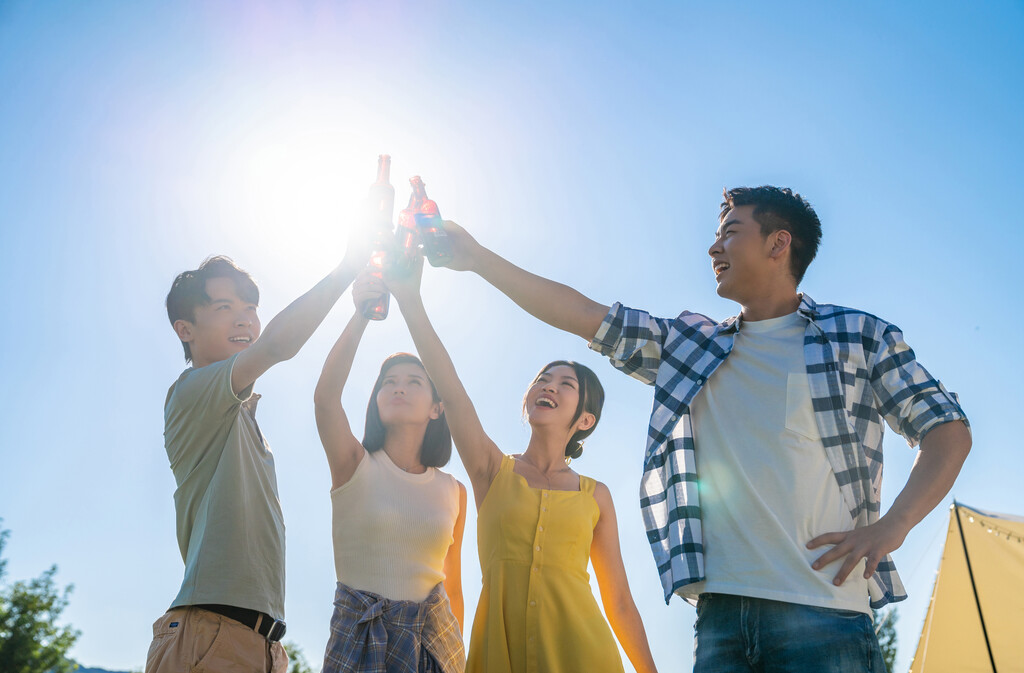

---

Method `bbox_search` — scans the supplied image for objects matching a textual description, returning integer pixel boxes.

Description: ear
[173,319,194,344]
[430,401,444,421]
[575,412,597,433]
[768,229,792,260]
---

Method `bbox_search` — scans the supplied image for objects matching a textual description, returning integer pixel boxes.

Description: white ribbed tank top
[331,448,459,602]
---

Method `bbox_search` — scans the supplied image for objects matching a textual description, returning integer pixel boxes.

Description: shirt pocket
[786,373,820,441]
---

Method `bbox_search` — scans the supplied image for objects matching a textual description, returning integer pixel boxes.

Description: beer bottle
[362,155,395,320]
[394,187,424,274]
[409,176,453,267]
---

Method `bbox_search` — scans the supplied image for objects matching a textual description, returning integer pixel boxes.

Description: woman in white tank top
[313,280,468,673]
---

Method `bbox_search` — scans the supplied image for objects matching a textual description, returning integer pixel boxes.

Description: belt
[195,604,287,642]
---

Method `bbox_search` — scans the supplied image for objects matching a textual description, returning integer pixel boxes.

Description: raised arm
[231,228,373,395]
[590,482,659,673]
[382,258,504,506]
[442,221,609,341]
[313,302,376,489]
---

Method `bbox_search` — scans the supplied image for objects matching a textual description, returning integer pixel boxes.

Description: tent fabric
[910,503,1024,673]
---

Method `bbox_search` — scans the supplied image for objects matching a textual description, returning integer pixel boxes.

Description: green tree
[874,607,898,673]
[0,523,80,673]
[283,640,313,673]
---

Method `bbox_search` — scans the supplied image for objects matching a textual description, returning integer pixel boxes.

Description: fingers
[806,531,845,550]
[809,530,881,586]
[352,270,387,305]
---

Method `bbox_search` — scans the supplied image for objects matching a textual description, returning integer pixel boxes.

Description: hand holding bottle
[352,268,388,313]
[383,245,424,306]
[437,220,484,273]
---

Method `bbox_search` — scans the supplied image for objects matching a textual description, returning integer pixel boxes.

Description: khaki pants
[145,606,288,673]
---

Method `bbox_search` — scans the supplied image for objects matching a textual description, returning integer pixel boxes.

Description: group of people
[145,185,971,673]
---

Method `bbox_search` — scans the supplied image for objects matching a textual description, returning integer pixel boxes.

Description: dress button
[530,600,537,607]
[538,526,544,532]
[532,566,538,572]
[542,507,548,512]
[535,545,541,551]
[543,492,549,498]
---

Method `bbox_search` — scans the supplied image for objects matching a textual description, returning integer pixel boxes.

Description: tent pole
[953,501,998,673]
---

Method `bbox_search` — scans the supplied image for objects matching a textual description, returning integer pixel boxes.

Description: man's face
[707,204,777,303]
[176,276,261,368]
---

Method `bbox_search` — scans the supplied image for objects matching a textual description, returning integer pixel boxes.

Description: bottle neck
[375,155,392,185]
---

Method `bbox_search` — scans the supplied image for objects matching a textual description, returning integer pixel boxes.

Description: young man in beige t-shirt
[147,240,368,673]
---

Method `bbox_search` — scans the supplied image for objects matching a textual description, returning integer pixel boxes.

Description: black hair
[166,255,260,362]
[524,360,605,460]
[362,353,452,468]
[720,186,822,285]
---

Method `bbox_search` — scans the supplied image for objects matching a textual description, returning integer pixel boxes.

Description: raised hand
[440,220,484,272]
[352,268,388,310]
[383,249,424,304]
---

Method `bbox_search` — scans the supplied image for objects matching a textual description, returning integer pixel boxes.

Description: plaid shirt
[322,582,464,673]
[590,294,967,609]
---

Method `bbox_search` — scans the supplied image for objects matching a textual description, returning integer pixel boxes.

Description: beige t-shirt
[331,449,459,603]
[164,353,286,618]
[683,311,869,613]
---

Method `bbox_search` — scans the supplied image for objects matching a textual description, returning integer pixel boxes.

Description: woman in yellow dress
[379,257,659,673]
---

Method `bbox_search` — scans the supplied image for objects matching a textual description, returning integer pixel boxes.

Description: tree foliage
[874,607,898,673]
[282,640,313,673]
[0,523,81,673]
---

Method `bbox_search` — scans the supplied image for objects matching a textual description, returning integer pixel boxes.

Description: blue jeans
[693,593,886,673]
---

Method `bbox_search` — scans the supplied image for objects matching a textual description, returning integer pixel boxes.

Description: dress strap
[578,473,597,496]
[499,453,515,474]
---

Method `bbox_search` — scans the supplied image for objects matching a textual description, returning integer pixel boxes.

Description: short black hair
[166,255,259,362]
[720,186,822,284]
[523,360,605,460]
[362,353,452,468]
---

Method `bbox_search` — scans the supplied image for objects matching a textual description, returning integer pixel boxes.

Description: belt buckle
[266,618,286,643]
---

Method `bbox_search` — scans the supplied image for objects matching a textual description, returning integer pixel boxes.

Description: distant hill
[71,666,135,673]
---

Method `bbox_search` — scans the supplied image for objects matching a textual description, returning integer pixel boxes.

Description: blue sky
[1,2,1022,671]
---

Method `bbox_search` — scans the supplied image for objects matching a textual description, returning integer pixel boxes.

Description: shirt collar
[721,293,818,335]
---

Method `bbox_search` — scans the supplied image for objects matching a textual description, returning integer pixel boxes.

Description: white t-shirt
[683,311,870,613]
[331,449,460,603]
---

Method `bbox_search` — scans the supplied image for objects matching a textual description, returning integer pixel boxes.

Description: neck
[381,425,427,472]
[739,285,801,322]
[523,427,570,472]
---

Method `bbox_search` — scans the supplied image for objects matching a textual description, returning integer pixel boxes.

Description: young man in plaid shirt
[439,186,971,671]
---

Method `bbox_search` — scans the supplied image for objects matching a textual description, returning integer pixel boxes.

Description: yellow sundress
[466,454,624,673]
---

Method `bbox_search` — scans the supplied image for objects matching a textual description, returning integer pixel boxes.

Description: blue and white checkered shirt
[589,294,967,609]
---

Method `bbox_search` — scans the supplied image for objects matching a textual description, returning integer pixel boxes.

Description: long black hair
[362,353,453,468]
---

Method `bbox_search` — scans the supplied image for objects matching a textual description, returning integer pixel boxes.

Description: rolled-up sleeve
[589,302,673,386]
[869,323,969,447]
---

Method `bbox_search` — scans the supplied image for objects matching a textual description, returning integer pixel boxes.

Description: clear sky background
[1,2,1022,671]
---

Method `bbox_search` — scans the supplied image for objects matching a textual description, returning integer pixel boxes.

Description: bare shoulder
[591,479,616,512]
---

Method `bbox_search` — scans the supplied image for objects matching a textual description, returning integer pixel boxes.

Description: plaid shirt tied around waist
[589,294,968,609]
[322,581,464,673]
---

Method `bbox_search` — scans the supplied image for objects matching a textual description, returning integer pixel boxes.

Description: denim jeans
[693,593,886,673]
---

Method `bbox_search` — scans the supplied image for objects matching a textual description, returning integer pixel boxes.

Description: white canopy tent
[909,502,1024,672]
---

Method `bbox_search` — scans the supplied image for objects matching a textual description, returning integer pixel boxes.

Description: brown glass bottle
[362,155,395,320]
[409,176,453,267]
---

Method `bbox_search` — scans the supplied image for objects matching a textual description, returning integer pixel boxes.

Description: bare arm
[443,481,468,632]
[231,235,372,395]
[442,221,609,341]
[313,307,374,489]
[808,420,972,584]
[382,258,504,506]
[590,482,659,673]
